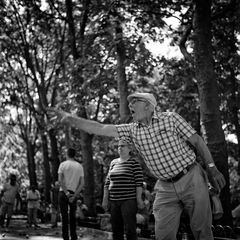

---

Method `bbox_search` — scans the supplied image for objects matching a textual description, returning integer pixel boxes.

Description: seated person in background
[142,182,153,214]
[75,199,85,223]
[96,203,105,214]
[136,182,153,230]
[50,181,60,228]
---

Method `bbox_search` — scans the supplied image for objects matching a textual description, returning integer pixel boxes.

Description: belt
[163,162,196,183]
[67,190,74,194]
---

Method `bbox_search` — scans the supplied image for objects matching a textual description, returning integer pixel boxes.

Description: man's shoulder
[58,160,69,170]
[74,160,83,168]
[155,111,175,117]
[153,111,175,122]
[63,159,82,166]
[3,183,9,188]
[111,158,119,164]
[128,157,139,163]
[70,160,84,172]
[109,158,120,167]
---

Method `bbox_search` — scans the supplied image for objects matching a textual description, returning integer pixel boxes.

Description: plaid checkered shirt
[116,111,197,180]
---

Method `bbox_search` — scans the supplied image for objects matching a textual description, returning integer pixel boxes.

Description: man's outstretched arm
[47,108,119,137]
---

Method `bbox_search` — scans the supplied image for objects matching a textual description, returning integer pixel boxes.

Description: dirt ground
[1,215,239,240]
[0,215,112,240]
[0,215,151,240]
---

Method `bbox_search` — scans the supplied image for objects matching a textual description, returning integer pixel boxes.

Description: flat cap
[127,92,157,107]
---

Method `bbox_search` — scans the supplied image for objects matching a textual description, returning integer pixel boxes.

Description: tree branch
[179,24,193,63]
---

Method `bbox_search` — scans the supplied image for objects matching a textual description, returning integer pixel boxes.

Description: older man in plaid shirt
[48,92,225,240]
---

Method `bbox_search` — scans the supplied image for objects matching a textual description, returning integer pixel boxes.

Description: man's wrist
[207,163,216,168]
[65,191,70,197]
[61,114,69,124]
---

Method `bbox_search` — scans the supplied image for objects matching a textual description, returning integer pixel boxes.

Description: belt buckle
[183,168,188,175]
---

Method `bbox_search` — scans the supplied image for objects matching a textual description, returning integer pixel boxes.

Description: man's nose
[128,102,133,108]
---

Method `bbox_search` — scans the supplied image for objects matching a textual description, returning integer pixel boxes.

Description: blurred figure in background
[136,182,153,231]
[50,181,60,228]
[27,185,40,228]
[0,174,20,228]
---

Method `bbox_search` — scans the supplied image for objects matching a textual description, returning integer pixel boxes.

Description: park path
[0,216,151,240]
[0,223,112,240]
[3,215,239,240]
[0,215,111,240]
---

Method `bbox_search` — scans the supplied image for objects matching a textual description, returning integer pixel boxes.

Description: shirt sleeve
[78,164,84,177]
[115,124,133,143]
[172,112,197,140]
[26,191,30,200]
[132,158,144,187]
[58,163,63,174]
[104,160,115,189]
[37,190,40,200]
[2,183,7,192]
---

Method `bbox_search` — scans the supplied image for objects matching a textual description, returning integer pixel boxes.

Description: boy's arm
[58,172,69,197]
[71,176,84,201]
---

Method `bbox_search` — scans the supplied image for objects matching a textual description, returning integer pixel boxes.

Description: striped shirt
[116,111,196,180]
[104,157,143,201]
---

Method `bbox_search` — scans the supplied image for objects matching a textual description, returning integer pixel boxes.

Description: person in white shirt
[58,148,84,240]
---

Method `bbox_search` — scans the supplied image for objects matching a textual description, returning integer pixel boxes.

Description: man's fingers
[214,175,226,193]
[49,115,58,121]
[219,177,226,189]
[46,108,63,122]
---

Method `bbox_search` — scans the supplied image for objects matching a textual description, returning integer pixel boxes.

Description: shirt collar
[135,111,158,127]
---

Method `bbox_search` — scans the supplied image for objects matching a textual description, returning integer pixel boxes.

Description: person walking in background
[48,92,226,240]
[58,148,84,240]
[102,137,144,240]
[0,174,20,228]
[26,185,40,228]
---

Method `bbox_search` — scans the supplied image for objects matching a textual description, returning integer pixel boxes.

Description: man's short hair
[67,148,76,158]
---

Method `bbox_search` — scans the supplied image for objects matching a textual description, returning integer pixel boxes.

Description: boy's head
[67,148,76,158]
[9,174,17,185]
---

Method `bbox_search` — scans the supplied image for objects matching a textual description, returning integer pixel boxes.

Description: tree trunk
[230,68,240,174]
[80,131,95,216]
[193,0,232,226]
[49,129,60,182]
[115,20,130,123]
[227,15,240,173]
[26,139,37,187]
[65,0,96,216]
[41,133,51,203]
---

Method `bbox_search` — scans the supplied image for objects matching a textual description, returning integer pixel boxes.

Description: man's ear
[144,102,151,110]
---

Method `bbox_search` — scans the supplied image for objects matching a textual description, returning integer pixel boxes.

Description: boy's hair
[10,174,17,186]
[67,148,76,158]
